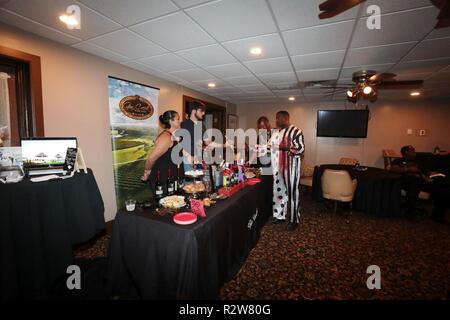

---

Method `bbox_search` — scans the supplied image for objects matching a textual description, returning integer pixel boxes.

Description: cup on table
[125,199,136,212]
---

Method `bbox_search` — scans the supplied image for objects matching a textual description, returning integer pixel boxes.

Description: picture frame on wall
[227,114,238,130]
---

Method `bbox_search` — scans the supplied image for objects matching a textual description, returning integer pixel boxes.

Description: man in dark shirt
[179,102,206,173]
[391,145,449,222]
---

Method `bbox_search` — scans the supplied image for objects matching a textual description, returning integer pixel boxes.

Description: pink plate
[173,212,197,225]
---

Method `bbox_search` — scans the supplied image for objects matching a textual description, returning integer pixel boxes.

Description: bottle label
[168,187,174,192]
[156,189,163,195]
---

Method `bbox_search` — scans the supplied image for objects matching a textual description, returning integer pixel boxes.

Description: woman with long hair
[141,110,181,194]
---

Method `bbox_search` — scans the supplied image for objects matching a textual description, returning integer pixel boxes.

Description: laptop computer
[21,137,78,176]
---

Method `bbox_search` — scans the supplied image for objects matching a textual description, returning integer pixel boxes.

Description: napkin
[190,199,206,218]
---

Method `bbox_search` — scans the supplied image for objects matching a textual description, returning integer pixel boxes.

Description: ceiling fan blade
[377,80,424,90]
[435,18,450,28]
[318,0,366,19]
[369,72,397,82]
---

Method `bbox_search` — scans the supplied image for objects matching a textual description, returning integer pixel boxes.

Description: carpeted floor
[76,196,450,300]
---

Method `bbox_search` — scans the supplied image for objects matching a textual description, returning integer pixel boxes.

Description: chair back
[321,169,357,202]
[339,157,359,166]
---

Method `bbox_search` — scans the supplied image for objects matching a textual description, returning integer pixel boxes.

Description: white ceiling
[1,0,450,104]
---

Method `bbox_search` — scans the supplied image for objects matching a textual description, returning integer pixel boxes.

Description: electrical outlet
[407,129,413,135]
[418,129,428,137]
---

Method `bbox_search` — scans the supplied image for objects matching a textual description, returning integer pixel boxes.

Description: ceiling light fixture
[208,83,216,88]
[410,92,421,97]
[288,97,295,101]
[250,47,262,55]
[346,90,354,98]
[59,5,81,30]
[363,85,373,95]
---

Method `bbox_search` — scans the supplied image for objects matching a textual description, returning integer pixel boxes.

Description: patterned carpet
[76,196,450,300]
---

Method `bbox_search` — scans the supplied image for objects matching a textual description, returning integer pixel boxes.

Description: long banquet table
[106,176,272,299]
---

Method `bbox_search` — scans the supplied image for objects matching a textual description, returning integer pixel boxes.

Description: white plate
[159,195,186,209]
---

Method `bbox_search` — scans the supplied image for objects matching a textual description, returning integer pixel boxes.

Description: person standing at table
[141,110,181,195]
[269,111,305,231]
[390,145,449,222]
[247,116,272,175]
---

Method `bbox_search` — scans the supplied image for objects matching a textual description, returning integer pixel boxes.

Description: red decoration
[190,199,206,218]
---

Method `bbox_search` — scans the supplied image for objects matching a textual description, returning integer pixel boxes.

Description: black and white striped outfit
[270,125,305,223]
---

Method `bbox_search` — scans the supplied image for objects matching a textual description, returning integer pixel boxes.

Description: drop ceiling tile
[172,0,214,9]
[222,33,287,62]
[243,57,293,75]
[138,53,194,73]
[2,0,121,40]
[169,68,214,82]
[292,50,345,71]
[224,75,262,86]
[186,0,277,42]
[361,0,433,16]
[426,27,450,40]
[87,29,167,59]
[302,88,335,95]
[344,42,416,67]
[78,0,178,26]
[240,84,272,93]
[72,42,129,62]
[269,0,358,31]
[205,63,252,78]
[297,68,340,82]
[273,89,302,97]
[131,12,215,51]
[351,7,437,48]
[176,44,237,67]
[283,20,354,56]
[341,63,394,78]
[192,79,228,88]
[258,72,297,85]
[392,58,450,74]
[394,72,433,81]
[122,61,162,74]
[404,37,450,61]
[0,8,81,45]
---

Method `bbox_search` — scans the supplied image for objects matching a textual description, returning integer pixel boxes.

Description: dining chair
[321,169,358,215]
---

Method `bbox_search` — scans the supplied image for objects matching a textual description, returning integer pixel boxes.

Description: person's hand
[141,170,151,182]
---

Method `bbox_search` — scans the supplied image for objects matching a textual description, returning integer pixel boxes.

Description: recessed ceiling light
[410,92,421,96]
[208,83,216,88]
[288,97,295,101]
[250,47,262,55]
[59,14,79,27]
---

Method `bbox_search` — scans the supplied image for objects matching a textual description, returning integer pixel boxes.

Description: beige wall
[0,23,235,221]
[237,99,450,168]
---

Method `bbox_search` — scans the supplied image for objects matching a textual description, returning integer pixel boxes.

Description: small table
[106,176,272,299]
[312,164,402,216]
[0,169,105,299]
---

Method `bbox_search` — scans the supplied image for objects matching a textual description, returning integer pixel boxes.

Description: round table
[0,169,105,299]
[312,164,402,216]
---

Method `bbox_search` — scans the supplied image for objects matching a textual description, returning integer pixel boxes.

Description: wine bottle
[167,167,175,196]
[155,170,164,201]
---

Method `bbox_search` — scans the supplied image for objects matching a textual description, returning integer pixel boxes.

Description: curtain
[0,72,11,147]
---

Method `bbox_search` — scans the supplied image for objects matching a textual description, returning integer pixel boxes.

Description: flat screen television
[317,110,369,138]
[21,137,77,169]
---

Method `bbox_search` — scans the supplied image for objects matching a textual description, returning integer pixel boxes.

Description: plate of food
[173,212,197,225]
[184,170,204,178]
[159,195,186,209]
[183,182,206,194]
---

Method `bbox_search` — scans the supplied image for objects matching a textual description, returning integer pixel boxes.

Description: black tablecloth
[0,169,105,299]
[106,176,272,299]
[312,165,401,216]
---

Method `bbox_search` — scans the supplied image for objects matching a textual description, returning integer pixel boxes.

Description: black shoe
[268,217,285,225]
[286,222,298,231]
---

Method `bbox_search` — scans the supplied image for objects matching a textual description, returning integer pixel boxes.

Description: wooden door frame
[0,45,44,139]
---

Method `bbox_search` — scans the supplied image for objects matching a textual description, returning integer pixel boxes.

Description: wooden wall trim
[0,45,44,137]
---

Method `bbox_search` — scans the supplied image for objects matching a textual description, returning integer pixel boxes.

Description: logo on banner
[119,95,154,120]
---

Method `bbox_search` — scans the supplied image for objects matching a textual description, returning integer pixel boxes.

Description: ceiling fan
[318,0,450,29]
[327,70,424,103]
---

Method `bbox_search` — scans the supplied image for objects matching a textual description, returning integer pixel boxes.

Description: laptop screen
[21,137,77,168]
